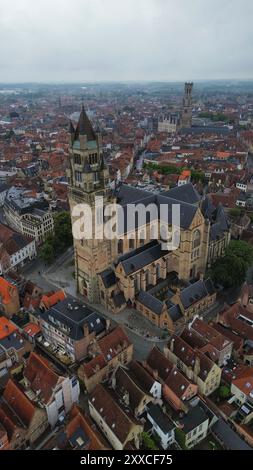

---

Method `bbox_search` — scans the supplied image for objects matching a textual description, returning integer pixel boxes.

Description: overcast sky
[0,0,252,83]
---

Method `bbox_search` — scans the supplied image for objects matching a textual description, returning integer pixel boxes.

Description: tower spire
[74,106,96,141]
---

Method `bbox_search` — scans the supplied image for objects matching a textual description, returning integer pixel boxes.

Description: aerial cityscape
[1,0,253,459]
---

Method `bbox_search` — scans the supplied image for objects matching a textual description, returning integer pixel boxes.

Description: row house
[89,383,143,450]
[42,404,109,450]
[189,317,233,366]
[111,366,153,418]
[0,379,48,449]
[0,316,32,377]
[0,223,36,275]
[143,347,198,411]
[78,326,133,392]
[22,352,80,427]
[0,277,20,317]
[165,335,221,396]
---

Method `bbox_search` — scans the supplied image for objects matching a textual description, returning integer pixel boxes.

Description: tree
[229,208,242,219]
[190,169,205,183]
[53,211,73,252]
[141,432,159,450]
[210,255,246,288]
[175,428,188,450]
[218,385,231,399]
[225,240,253,270]
[39,211,73,265]
[39,241,54,264]
[210,240,253,288]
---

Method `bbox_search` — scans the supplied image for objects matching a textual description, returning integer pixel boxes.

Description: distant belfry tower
[67,106,117,302]
[181,82,193,127]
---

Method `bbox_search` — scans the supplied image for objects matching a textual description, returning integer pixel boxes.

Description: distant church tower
[181,82,193,127]
[67,106,117,302]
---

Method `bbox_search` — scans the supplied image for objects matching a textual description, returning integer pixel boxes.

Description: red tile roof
[90,384,138,444]
[98,326,131,360]
[0,277,17,305]
[24,352,60,404]
[0,317,17,340]
[40,290,66,309]
[67,405,109,450]
[3,379,35,427]
[23,322,41,337]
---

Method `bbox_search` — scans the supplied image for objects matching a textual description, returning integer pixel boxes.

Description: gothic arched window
[118,239,123,254]
[192,230,201,249]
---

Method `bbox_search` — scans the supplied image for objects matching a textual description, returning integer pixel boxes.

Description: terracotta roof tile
[24,352,59,404]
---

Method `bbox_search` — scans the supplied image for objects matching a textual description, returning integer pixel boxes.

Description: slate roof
[116,183,198,233]
[74,106,96,142]
[211,418,252,450]
[181,126,231,136]
[112,292,126,308]
[0,183,10,193]
[119,241,169,275]
[147,404,174,434]
[39,297,106,340]
[136,290,164,315]
[180,405,209,434]
[168,304,183,322]
[161,183,201,205]
[180,279,214,309]
[0,332,25,351]
[100,268,117,288]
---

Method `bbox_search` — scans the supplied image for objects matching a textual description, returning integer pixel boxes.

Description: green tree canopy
[39,241,54,265]
[218,385,231,399]
[210,240,253,288]
[39,211,73,264]
[141,432,159,450]
[225,240,253,270]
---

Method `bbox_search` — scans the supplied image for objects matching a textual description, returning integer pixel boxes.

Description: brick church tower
[67,107,117,302]
[181,82,193,127]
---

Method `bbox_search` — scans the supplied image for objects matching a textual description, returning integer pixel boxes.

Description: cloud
[0,0,252,82]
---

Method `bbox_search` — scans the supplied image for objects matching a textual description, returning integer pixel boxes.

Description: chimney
[83,323,89,337]
[153,369,159,380]
[122,391,130,407]
[194,355,201,377]
[170,337,175,353]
